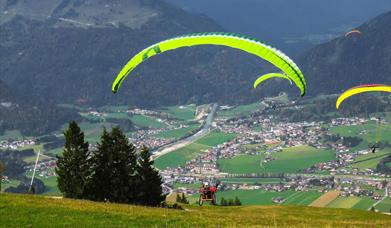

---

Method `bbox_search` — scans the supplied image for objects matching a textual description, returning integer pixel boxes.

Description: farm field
[189,189,321,206]
[155,124,200,139]
[162,105,196,121]
[130,115,166,128]
[330,121,391,144]
[375,197,391,213]
[1,179,21,192]
[326,196,363,209]
[220,178,285,184]
[350,148,391,170]
[155,131,237,169]
[310,191,341,207]
[218,146,335,174]
[3,194,391,227]
[217,102,261,118]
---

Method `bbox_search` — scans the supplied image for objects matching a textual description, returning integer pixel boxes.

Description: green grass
[218,146,336,174]
[155,131,237,169]
[189,190,320,207]
[352,197,377,210]
[351,148,391,170]
[220,178,284,184]
[327,197,362,209]
[155,143,210,169]
[195,131,237,147]
[25,172,60,195]
[155,124,200,139]
[173,183,200,190]
[330,121,391,144]
[130,115,166,128]
[282,191,322,206]
[0,130,23,141]
[2,193,391,227]
[218,103,261,118]
[375,197,391,213]
[163,105,196,120]
[1,179,21,192]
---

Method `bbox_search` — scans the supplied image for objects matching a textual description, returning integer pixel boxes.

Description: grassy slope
[218,146,335,174]
[1,193,391,227]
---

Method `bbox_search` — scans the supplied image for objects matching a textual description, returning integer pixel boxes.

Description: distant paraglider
[253,73,293,89]
[336,84,391,109]
[345,29,362,37]
[112,32,307,96]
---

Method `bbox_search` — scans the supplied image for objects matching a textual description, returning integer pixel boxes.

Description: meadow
[155,124,200,139]
[218,146,336,174]
[2,193,391,227]
[217,102,261,118]
[155,131,237,169]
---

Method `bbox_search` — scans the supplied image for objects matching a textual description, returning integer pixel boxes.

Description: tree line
[55,121,165,206]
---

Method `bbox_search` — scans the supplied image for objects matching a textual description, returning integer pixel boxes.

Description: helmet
[203,182,209,187]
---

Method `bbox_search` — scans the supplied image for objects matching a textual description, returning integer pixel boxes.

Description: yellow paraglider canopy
[336,84,391,109]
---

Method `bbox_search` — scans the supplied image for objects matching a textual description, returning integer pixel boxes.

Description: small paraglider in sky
[345,29,362,37]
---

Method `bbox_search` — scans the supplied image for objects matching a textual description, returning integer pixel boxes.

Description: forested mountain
[0,79,79,136]
[300,11,391,95]
[0,0,271,107]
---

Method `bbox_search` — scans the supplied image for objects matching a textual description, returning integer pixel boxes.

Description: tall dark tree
[87,127,138,204]
[137,146,165,206]
[56,121,90,199]
[0,161,4,191]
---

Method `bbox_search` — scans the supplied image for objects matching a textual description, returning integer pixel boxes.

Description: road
[152,103,218,160]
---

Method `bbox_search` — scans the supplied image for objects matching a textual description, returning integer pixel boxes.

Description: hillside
[301,11,391,95]
[1,193,391,227]
[0,0,272,108]
[0,79,79,136]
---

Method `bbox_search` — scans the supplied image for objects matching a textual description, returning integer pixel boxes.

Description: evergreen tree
[0,161,4,191]
[234,196,242,206]
[87,127,138,204]
[56,121,90,199]
[220,197,227,206]
[228,199,234,206]
[137,146,165,206]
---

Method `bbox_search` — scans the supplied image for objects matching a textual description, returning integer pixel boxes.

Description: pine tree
[220,197,227,206]
[137,146,165,206]
[87,127,138,204]
[0,161,5,191]
[234,196,242,206]
[56,121,90,199]
[176,193,181,203]
[228,199,234,206]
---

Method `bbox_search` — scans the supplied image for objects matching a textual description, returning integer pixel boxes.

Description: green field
[155,143,210,169]
[375,197,391,213]
[130,115,166,128]
[218,146,336,174]
[155,124,200,139]
[173,183,200,190]
[351,148,391,170]
[2,194,391,227]
[155,131,237,169]
[1,179,21,192]
[352,197,377,210]
[163,105,196,121]
[330,121,391,144]
[218,103,261,118]
[220,178,285,184]
[189,189,321,206]
[25,172,60,195]
[327,197,363,209]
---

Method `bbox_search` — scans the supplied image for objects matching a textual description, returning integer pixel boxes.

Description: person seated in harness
[201,181,212,199]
